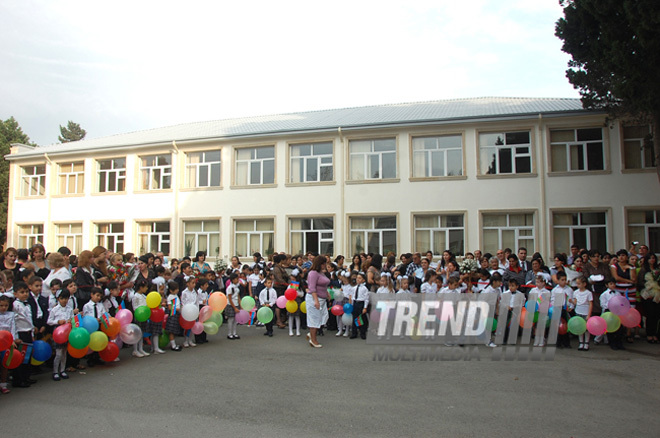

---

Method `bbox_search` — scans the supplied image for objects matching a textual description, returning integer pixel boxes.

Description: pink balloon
[276,296,287,309]
[192,321,204,335]
[116,309,133,326]
[608,295,631,316]
[331,304,344,316]
[620,308,642,328]
[235,310,250,325]
[586,316,607,336]
[199,305,213,323]
[53,323,72,344]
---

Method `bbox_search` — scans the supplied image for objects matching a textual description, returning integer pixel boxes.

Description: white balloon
[181,304,200,321]
[119,323,142,344]
[334,290,344,302]
[341,313,353,326]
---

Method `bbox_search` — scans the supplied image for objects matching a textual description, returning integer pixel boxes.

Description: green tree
[58,120,87,143]
[555,0,660,181]
[0,117,33,244]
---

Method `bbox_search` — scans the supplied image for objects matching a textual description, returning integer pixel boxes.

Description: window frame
[288,141,334,184]
[139,154,172,191]
[97,158,126,193]
[55,223,83,255]
[410,134,464,179]
[478,130,533,176]
[20,164,46,197]
[481,211,536,255]
[185,150,222,188]
[551,209,609,255]
[96,222,125,254]
[57,161,85,195]
[183,219,221,258]
[233,218,275,258]
[288,216,335,255]
[348,137,397,181]
[348,215,397,255]
[234,145,275,187]
[549,127,605,173]
[626,208,660,253]
[137,221,171,255]
[621,123,655,171]
[18,224,44,248]
[412,212,466,256]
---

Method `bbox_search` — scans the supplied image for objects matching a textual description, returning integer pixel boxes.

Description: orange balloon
[208,292,227,312]
[519,307,534,329]
[101,317,121,338]
[67,344,89,359]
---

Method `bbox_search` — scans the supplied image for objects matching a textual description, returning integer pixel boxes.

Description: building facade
[5,97,660,261]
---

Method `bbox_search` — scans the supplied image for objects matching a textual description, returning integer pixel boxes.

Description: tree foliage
[58,120,87,143]
[555,0,660,180]
[0,117,33,245]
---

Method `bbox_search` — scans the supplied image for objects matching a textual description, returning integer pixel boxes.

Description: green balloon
[567,316,587,335]
[601,312,621,333]
[159,332,169,349]
[203,321,219,335]
[68,327,90,349]
[135,306,151,322]
[257,307,274,324]
[241,296,256,311]
[207,311,223,327]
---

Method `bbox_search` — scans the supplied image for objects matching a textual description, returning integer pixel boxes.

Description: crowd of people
[0,242,659,394]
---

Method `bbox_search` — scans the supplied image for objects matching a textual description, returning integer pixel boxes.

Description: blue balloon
[548,306,554,318]
[32,340,52,362]
[525,301,539,312]
[343,303,354,314]
[82,315,99,333]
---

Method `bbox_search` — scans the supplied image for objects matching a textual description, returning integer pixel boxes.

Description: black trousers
[13,331,33,384]
[643,299,660,337]
[351,301,368,337]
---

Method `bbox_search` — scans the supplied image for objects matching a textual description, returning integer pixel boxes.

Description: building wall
[7,112,660,261]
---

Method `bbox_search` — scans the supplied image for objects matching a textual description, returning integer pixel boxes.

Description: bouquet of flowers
[214,257,228,273]
[641,270,660,303]
[459,258,480,274]
[108,262,136,287]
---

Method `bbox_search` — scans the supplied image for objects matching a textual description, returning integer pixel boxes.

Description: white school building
[5,97,660,261]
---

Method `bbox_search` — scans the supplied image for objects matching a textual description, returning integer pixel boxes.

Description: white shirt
[48,304,73,326]
[12,300,33,332]
[132,292,147,309]
[182,288,199,306]
[353,284,370,307]
[197,288,209,306]
[247,273,260,288]
[226,283,241,307]
[551,285,574,309]
[420,282,438,294]
[152,276,167,293]
[41,268,72,299]
[439,286,461,294]
[376,286,393,294]
[167,294,181,313]
[0,311,17,338]
[600,289,620,311]
[573,289,593,315]
[83,300,105,319]
[396,288,411,294]
[481,285,501,295]
[259,287,277,307]
[29,292,44,320]
[104,296,120,314]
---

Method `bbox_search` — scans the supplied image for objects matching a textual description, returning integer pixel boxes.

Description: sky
[0,0,578,146]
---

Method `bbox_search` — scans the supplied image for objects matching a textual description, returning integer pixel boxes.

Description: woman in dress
[611,249,637,342]
[29,244,50,280]
[306,255,330,348]
[0,247,21,277]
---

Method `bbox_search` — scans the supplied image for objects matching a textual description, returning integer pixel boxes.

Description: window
[622,125,655,170]
[140,154,171,190]
[414,214,464,256]
[235,219,274,257]
[18,224,43,248]
[97,223,124,253]
[58,162,84,194]
[349,138,396,180]
[290,217,334,255]
[349,216,396,255]
[628,209,660,252]
[235,146,274,185]
[482,213,535,254]
[553,211,607,254]
[479,131,531,175]
[290,142,333,183]
[138,222,170,255]
[56,223,83,255]
[412,135,463,177]
[21,165,46,196]
[550,128,604,172]
[183,220,220,258]
[186,150,221,187]
[98,158,126,192]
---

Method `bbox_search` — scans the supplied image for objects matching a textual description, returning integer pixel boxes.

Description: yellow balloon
[146,292,161,309]
[89,331,109,352]
[286,300,298,313]
[300,301,307,314]
[31,358,44,366]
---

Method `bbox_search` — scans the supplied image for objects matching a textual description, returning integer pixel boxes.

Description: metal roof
[10,97,593,158]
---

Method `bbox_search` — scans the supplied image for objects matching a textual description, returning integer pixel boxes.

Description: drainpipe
[172,140,180,258]
[537,114,548,258]
[338,127,345,256]
[45,153,53,248]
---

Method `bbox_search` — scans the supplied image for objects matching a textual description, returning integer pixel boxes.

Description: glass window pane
[291,232,303,254]
[447,149,462,176]
[250,162,261,184]
[236,234,247,257]
[577,128,602,142]
[306,158,318,181]
[515,156,531,173]
[186,221,202,232]
[499,148,512,173]
[351,232,365,254]
[369,154,380,178]
[501,230,515,251]
[481,148,496,174]
[256,220,273,231]
[483,229,499,254]
[550,130,575,142]
[572,228,587,250]
[415,216,437,228]
[314,142,333,155]
[382,231,396,254]
[586,143,604,170]
[351,217,372,229]
[483,214,506,227]
[431,150,444,176]
[590,227,607,253]
[433,230,446,254]
[376,217,396,229]
[250,234,260,255]
[374,139,395,152]
[551,145,568,172]
[350,140,371,153]
[263,160,274,184]
[210,164,221,186]
[416,230,431,253]
[506,131,530,145]
[581,212,606,225]
[315,218,333,230]
[479,133,504,147]
[382,153,396,178]
[237,148,252,160]
[367,232,380,254]
[256,147,274,159]
[350,155,364,180]
[236,221,253,232]
[448,229,464,256]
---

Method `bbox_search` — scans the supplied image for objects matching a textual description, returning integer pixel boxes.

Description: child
[376,273,394,294]
[336,271,354,337]
[350,272,370,339]
[0,295,17,393]
[195,279,210,344]
[598,278,625,350]
[47,289,74,381]
[258,277,277,337]
[481,272,503,296]
[164,281,183,351]
[130,280,151,357]
[26,276,47,339]
[439,276,461,294]
[152,265,168,295]
[47,278,63,310]
[571,276,593,351]
[420,271,438,294]
[247,265,261,298]
[104,281,121,317]
[61,279,80,314]
[551,271,573,349]
[12,281,35,388]
[474,269,491,293]
[83,287,107,366]
[225,273,241,340]
[287,269,304,337]
[181,276,199,348]
[396,276,412,294]
[2,270,14,298]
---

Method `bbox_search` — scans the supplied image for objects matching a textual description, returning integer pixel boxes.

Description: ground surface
[2,325,659,437]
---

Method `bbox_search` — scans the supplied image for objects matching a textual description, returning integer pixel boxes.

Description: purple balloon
[276,296,287,309]
[586,316,607,336]
[235,310,250,325]
[608,295,631,316]
[116,309,133,326]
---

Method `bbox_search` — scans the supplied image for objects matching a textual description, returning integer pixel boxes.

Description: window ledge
[52,193,85,198]
[548,169,611,177]
[92,191,127,196]
[134,189,174,194]
[229,184,277,190]
[345,178,400,185]
[476,173,537,180]
[409,175,467,182]
[15,195,47,200]
[285,181,336,188]
[179,186,223,192]
[621,168,656,174]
